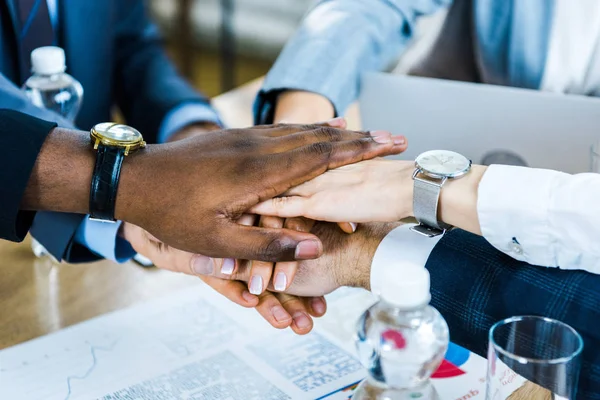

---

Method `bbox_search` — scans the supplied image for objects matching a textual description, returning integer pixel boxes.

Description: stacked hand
[122,219,398,333]
[116,120,406,260]
[121,120,408,334]
[121,215,329,334]
[238,117,361,299]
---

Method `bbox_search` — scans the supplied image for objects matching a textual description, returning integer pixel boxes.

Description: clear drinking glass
[486,316,583,400]
[592,141,600,173]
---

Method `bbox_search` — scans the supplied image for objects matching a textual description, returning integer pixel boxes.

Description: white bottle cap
[380,261,431,309]
[31,46,66,75]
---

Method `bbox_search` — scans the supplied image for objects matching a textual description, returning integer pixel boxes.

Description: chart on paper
[0,285,486,399]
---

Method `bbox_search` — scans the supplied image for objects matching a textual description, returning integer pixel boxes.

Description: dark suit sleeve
[112,0,211,144]
[427,229,600,399]
[0,75,91,262]
[0,109,57,241]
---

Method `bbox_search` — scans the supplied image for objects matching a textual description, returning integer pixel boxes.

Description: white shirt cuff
[477,165,560,266]
[371,224,442,295]
[477,165,600,270]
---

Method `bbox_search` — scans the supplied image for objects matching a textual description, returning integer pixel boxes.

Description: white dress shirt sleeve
[478,164,600,272]
[371,224,442,295]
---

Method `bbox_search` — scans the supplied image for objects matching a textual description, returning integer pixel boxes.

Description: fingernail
[294,240,321,260]
[274,272,287,291]
[272,306,291,323]
[393,136,406,145]
[192,256,214,275]
[221,258,235,275]
[370,130,391,144]
[349,222,357,232]
[311,298,326,315]
[325,117,345,127]
[293,312,311,329]
[242,290,257,303]
[249,275,263,295]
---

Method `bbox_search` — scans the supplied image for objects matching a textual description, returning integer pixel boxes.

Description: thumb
[123,222,216,277]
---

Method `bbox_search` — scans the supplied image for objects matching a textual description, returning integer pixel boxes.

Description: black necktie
[15,0,55,82]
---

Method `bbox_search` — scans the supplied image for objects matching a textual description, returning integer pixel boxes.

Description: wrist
[392,161,416,220]
[340,223,399,290]
[23,127,94,214]
[113,144,158,224]
[274,90,335,124]
[438,165,487,234]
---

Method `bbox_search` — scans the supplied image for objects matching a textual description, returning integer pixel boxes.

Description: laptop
[359,73,600,173]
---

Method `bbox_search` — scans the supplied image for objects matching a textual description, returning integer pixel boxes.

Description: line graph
[63,340,118,400]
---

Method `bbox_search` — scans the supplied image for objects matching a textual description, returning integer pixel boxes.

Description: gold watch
[89,123,146,221]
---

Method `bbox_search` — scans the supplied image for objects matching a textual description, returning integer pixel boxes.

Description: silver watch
[411,150,471,237]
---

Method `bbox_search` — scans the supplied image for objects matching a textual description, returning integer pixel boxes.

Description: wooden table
[0,79,361,350]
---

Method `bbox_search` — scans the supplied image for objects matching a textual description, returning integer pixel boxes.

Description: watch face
[94,123,142,143]
[415,150,471,178]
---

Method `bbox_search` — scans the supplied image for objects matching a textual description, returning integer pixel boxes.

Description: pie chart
[432,342,469,379]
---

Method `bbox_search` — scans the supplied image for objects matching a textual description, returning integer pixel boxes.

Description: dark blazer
[0,0,210,261]
[429,229,600,399]
[0,109,56,241]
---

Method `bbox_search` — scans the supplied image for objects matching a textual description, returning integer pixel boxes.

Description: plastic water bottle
[23,46,83,120]
[22,46,83,259]
[353,263,449,399]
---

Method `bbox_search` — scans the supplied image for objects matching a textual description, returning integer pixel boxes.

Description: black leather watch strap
[89,146,125,221]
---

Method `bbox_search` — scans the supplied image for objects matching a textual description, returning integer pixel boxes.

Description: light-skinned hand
[251,158,487,236]
[120,219,327,335]
[251,159,415,223]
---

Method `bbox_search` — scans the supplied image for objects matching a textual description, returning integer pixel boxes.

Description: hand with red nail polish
[250,159,416,225]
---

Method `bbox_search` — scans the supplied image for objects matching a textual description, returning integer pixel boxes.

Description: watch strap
[412,174,452,233]
[89,146,125,221]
